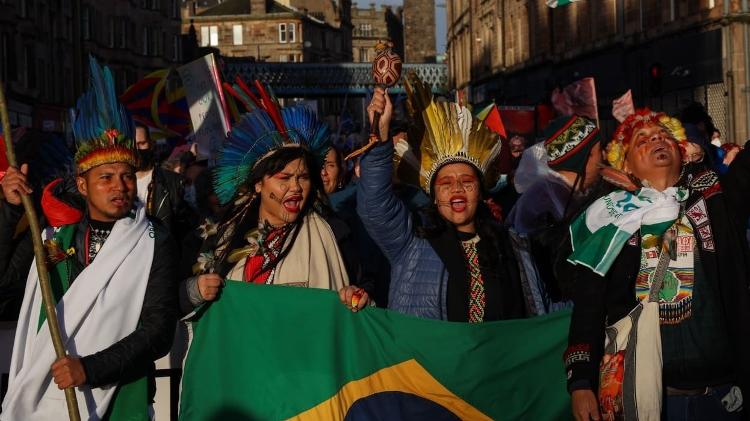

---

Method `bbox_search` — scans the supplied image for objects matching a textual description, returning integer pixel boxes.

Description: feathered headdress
[215,80,331,204]
[607,108,686,170]
[73,56,136,174]
[403,73,502,194]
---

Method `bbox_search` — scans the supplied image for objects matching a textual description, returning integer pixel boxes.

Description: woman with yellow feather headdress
[356,74,526,322]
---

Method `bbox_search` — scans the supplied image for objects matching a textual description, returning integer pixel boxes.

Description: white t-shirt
[136,169,153,205]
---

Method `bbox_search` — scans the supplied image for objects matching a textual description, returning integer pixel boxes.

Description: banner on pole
[177,54,230,164]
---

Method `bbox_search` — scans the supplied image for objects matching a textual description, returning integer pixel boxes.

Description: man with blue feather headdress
[0,57,179,420]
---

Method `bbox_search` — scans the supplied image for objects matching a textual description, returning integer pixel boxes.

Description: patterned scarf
[243,223,294,284]
[461,236,485,323]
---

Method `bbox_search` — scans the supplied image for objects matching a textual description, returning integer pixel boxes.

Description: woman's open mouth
[283,195,303,213]
[450,195,467,212]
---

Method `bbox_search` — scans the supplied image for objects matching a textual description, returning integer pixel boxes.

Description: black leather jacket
[146,166,188,240]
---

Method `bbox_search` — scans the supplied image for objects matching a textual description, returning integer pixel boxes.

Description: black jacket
[0,203,180,389]
[566,149,750,399]
[0,204,34,320]
[146,166,188,241]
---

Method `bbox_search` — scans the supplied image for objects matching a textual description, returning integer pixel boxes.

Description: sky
[363,0,447,54]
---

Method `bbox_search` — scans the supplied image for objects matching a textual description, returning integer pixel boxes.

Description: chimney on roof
[251,0,267,14]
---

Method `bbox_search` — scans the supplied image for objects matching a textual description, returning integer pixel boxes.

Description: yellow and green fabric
[180,283,571,420]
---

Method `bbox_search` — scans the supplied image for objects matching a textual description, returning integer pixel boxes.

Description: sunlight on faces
[76,162,137,222]
[255,158,311,226]
[320,149,342,194]
[433,162,480,233]
[623,122,682,184]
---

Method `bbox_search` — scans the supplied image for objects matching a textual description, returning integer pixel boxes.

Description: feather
[223,82,254,112]
[234,76,262,109]
[213,77,332,204]
[73,56,134,168]
[253,80,287,140]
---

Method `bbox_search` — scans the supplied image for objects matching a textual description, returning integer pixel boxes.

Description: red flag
[478,104,507,139]
[551,77,598,121]
[612,89,635,123]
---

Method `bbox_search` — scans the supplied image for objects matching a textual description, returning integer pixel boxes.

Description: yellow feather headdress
[402,73,502,194]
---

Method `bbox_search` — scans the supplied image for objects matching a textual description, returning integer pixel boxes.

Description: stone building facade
[351,3,404,63]
[181,0,352,63]
[403,0,436,63]
[447,0,750,144]
[0,0,182,131]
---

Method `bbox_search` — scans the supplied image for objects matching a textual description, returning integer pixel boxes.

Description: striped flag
[120,69,193,138]
[546,0,581,7]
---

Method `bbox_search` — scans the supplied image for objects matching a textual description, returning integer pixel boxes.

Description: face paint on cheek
[435,200,453,208]
[268,191,284,204]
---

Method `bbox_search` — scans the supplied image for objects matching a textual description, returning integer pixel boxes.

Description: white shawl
[227,212,349,290]
[1,204,155,420]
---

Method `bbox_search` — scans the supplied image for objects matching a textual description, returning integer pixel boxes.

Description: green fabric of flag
[180,282,572,420]
[546,0,580,8]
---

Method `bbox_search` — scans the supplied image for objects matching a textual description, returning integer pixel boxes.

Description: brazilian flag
[179,283,572,420]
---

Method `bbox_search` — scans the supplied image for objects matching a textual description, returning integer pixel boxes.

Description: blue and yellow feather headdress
[73,56,136,174]
[215,80,331,204]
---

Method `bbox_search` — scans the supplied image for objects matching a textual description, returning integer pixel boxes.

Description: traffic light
[649,63,663,96]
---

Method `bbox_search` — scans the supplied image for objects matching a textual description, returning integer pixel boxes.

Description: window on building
[289,54,297,62]
[108,17,115,47]
[279,23,295,43]
[120,18,128,48]
[82,6,91,40]
[279,54,288,62]
[359,23,372,37]
[201,26,209,47]
[143,27,149,55]
[233,24,243,45]
[359,48,367,62]
[25,45,35,89]
[209,25,219,46]
[173,34,180,61]
[201,25,219,46]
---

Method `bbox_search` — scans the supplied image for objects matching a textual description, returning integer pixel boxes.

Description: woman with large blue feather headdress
[179,80,369,318]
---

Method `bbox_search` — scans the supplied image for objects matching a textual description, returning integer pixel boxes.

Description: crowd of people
[1,57,749,420]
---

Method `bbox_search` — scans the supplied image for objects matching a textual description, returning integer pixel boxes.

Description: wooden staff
[0,82,81,421]
[345,40,402,161]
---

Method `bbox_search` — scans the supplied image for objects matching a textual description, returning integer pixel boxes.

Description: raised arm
[356,88,415,261]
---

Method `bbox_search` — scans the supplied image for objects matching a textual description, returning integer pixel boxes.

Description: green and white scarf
[568,187,688,276]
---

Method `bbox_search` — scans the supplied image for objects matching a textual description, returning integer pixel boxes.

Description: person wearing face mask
[566,109,750,421]
[133,123,188,240]
[356,75,525,322]
[180,82,367,315]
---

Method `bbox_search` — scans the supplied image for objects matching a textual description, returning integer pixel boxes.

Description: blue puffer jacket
[357,142,449,319]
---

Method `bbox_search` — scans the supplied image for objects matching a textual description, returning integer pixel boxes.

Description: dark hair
[134,122,151,140]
